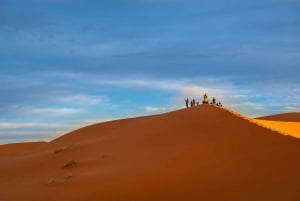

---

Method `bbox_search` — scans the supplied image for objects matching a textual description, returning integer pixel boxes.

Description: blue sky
[1,0,300,143]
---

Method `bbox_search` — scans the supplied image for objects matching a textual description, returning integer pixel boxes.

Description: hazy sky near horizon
[1,0,300,143]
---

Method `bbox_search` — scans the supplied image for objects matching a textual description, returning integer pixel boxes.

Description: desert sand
[253,112,300,139]
[1,105,300,201]
[252,119,300,139]
[257,113,300,122]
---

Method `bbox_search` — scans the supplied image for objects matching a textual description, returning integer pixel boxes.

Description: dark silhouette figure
[185,93,223,108]
[192,99,196,107]
[185,98,189,108]
[212,97,216,104]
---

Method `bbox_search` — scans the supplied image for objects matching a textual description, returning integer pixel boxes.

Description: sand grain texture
[1,105,300,201]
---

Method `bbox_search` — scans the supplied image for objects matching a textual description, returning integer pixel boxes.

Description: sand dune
[253,113,300,139]
[1,105,300,201]
[252,119,300,139]
[0,141,46,157]
[257,113,300,122]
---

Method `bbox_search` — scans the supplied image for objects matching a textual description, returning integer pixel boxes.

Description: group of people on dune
[185,93,223,108]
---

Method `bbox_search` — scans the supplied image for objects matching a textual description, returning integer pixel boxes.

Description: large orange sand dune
[1,105,300,201]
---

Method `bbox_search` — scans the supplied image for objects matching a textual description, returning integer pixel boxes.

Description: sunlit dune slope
[1,105,300,201]
[221,109,300,139]
[253,112,300,139]
[252,119,300,139]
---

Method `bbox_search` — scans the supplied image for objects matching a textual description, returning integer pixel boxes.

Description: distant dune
[256,112,300,122]
[0,141,46,157]
[1,105,300,201]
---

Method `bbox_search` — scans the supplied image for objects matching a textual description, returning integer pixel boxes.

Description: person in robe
[202,93,209,104]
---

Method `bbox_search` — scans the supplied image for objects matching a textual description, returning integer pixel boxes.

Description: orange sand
[0,141,46,157]
[252,119,300,139]
[1,105,300,201]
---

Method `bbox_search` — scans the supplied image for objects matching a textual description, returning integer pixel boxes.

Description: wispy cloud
[28,107,84,115]
[53,73,300,115]
[61,72,232,92]
[0,122,67,130]
[0,121,72,143]
[79,118,118,125]
[7,105,84,116]
[145,106,167,112]
[54,95,107,105]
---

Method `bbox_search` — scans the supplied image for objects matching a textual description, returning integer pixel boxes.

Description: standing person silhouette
[185,98,189,108]
[202,93,209,104]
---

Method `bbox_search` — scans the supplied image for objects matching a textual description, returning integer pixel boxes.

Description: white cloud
[228,102,265,110]
[54,94,106,105]
[79,118,118,126]
[93,78,184,91]
[29,107,84,115]
[283,106,300,112]
[26,72,300,116]
[8,105,84,116]
[145,106,167,112]
[67,74,233,98]
[0,122,66,130]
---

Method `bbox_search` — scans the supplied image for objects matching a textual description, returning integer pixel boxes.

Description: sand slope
[1,105,300,201]
[257,113,300,122]
[0,141,46,157]
[254,113,300,139]
[253,119,300,139]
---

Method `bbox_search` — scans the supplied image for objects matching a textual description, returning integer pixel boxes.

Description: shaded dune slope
[1,105,300,201]
[257,113,300,122]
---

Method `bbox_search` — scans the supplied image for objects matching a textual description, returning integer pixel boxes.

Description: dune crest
[1,105,300,201]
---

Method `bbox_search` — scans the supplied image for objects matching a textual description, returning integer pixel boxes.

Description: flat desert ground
[1,105,300,201]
